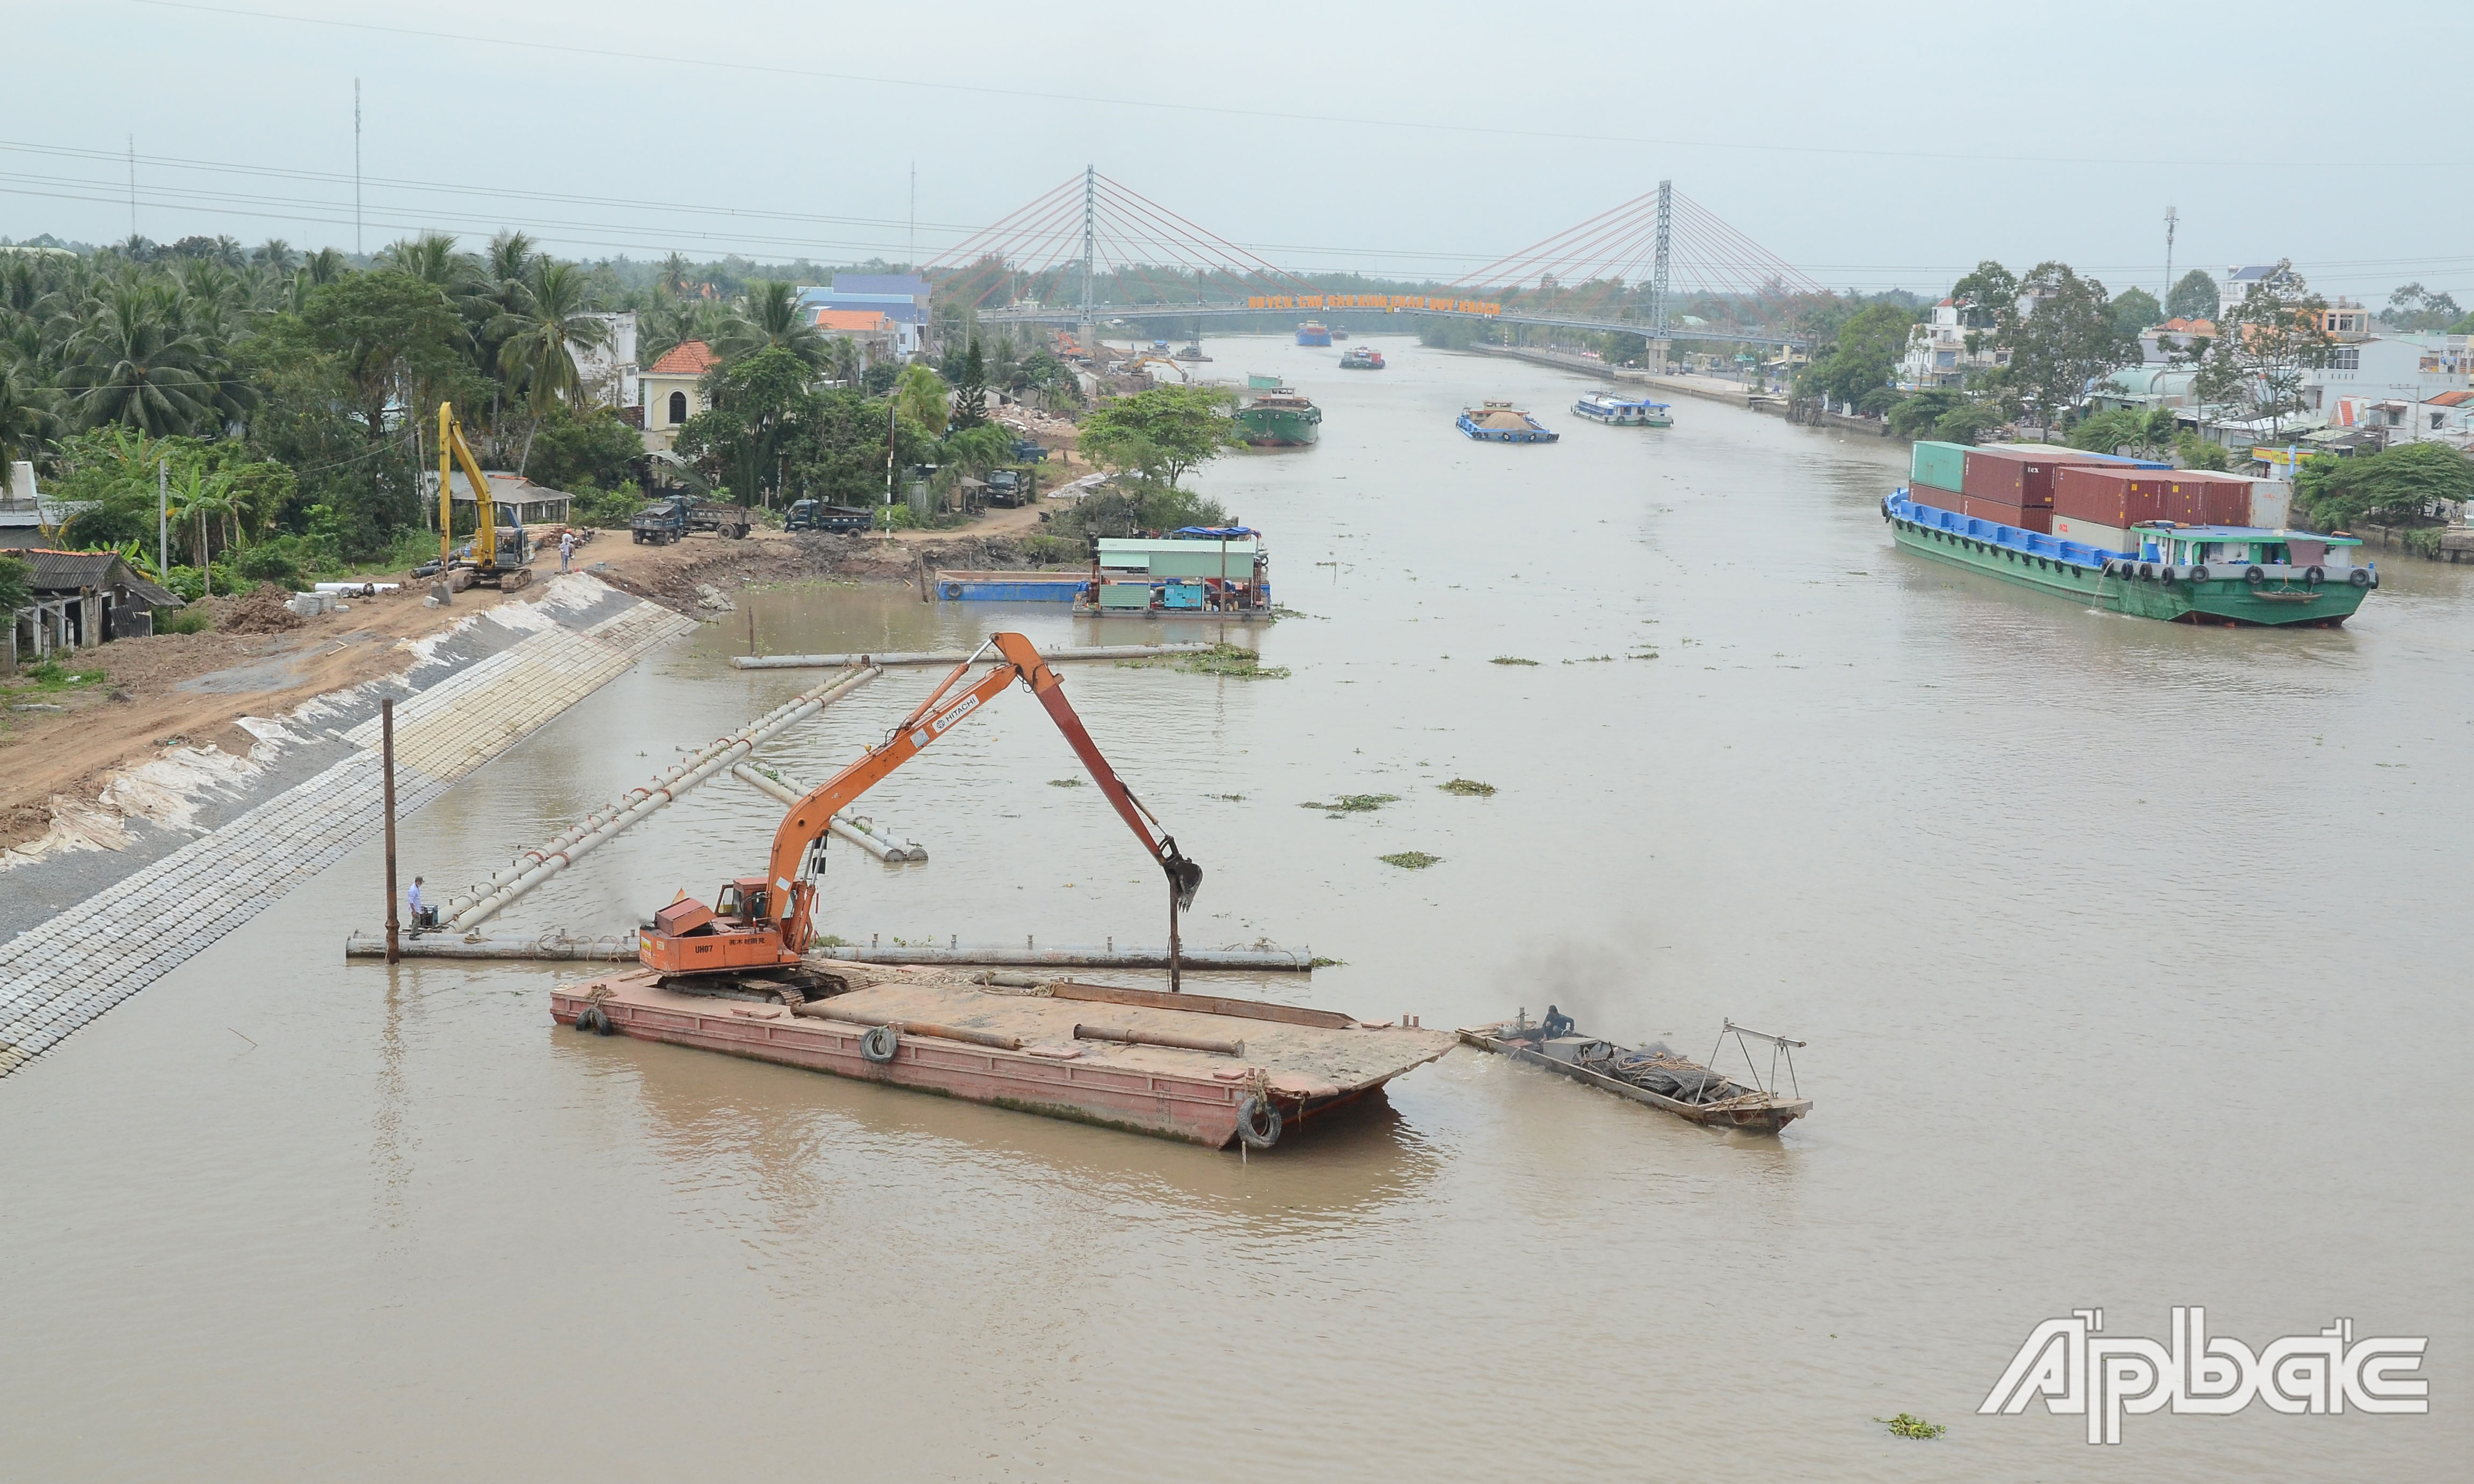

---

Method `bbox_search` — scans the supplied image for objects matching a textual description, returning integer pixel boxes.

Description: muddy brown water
[5,337,2465,1479]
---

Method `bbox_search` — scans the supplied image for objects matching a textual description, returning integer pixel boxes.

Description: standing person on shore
[559,529,574,573]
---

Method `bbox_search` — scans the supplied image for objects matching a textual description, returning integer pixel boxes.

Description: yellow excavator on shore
[423,402,534,591]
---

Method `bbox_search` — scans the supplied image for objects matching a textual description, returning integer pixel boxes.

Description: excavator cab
[713,878,772,923]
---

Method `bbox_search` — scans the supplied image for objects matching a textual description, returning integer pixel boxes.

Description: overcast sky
[8,0,2469,309]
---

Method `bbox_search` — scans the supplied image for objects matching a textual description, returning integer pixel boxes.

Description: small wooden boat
[1458,1015,1810,1132]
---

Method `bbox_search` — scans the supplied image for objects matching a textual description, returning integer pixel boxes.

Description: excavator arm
[437,403,498,570]
[640,631,1198,977]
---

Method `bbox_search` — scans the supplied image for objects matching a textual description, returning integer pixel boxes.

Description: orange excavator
[638,632,1204,984]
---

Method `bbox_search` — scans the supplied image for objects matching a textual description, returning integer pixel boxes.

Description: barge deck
[552,962,1454,1149]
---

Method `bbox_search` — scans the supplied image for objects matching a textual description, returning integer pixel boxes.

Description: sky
[7,0,2470,310]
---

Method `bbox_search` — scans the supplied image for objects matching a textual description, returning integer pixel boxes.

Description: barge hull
[552,970,1453,1150]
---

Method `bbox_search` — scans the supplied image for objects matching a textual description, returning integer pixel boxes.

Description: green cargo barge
[1234,382,1321,447]
[1884,491,2374,627]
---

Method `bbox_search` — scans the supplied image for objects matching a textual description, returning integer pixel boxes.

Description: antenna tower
[2162,205,2178,309]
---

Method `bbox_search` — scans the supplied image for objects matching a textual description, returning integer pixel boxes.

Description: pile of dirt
[216,584,305,634]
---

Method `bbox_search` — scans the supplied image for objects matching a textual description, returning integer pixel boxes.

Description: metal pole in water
[381,697,399,965]
[1167,877,1183,993]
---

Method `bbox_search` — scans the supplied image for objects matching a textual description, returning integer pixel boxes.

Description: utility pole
[157,459,167,580]
[908,161,916,266]
[126,136,136,242]
[382,696,400,965]
[354,80,363,257]
[2162,205,2178,312]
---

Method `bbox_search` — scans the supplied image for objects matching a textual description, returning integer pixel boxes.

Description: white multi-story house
[2304,334,2462,425]
[571,310,639,413]
[1897,298,2004,387]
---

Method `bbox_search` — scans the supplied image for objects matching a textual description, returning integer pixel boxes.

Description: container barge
[1294,321,1332,346]
[1888,441,2374,625]
[555,966,1453,1150]
[1340,346,1385,370]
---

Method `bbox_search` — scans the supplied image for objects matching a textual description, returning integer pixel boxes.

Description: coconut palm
[0,358,57,469]
[303,248,350,286]
[493,259,610,471]
[719,279,827,370]
[657,251,692,300]
[252,238,297,274]
[61,276,219,434]
[894,363,949,438]
[166,457,239,590]
[380,232,474,295]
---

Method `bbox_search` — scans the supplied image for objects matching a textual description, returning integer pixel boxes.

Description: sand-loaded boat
[1458,1014,1810,1133]
[1457,401,1558,443]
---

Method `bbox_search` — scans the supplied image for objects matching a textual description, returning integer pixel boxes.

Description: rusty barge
[1459,1016,1811,1134]
[556,964,1453,1149]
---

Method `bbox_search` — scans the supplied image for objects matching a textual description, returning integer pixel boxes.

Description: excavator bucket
[1163,843,1203,912]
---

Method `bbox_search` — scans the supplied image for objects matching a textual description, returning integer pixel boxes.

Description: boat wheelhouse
[1076,526,1272,616]
[1457,401,1559,443]
[1573,391,1672,427]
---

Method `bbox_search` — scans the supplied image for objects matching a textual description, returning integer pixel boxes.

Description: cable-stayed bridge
[928,169,1826,350]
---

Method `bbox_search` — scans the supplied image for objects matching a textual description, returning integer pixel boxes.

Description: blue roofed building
[798,273,930,358]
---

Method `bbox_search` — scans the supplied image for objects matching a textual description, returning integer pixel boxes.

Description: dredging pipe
[438,666,881,933]
[824,943,1314,971]
[789,1001,1024,1050]
[729,763,926,861]
[345,932,639,961]
[731,643,1213,671]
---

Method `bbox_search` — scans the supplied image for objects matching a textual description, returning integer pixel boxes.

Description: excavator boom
[639,632,1198,977]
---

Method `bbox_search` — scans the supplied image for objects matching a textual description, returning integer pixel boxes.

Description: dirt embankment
[0,501,1089,857]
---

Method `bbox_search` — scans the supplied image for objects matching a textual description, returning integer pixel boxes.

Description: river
[3,334,2464,1480]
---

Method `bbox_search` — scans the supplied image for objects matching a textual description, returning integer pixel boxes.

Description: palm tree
[894,363,950,438]
[380,232,474,294]
[0,358,56,470]
[719,280,827,370]
[303,248,349,286]
[657,252,692,300]
[61,277,219,434]
[824,334,861,388]
[166,458,239,590]
[493,259,610,471]
[252,238,297,274]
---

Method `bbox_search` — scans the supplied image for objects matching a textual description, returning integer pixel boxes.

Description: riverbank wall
[0,575,696,1076]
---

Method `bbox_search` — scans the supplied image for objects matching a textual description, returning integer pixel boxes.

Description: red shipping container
[1912,486,1963,517]
[1960,495,2052,533]
[1961,447,2111,509]
[2053,465,2170,526]
[2161,477,2253,527]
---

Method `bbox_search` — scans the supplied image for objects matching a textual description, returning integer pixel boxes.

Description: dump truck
[785,499,876,534]
[631,494,752,544]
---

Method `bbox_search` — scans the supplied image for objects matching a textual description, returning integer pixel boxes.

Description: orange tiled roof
[646,339,718,375]
[811,309,894,332]
[2428,389,2473,407]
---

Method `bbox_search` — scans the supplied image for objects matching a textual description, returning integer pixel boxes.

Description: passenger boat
[1339,346,1385,370]
[1884,491,2376,627]
[1573,391,1671,426]
[1235,385,1322,447]
[1457,401,1558,443]
[1330,328,1350,341]
[1294,321,1333,346]
[1458,1015,1811,1133]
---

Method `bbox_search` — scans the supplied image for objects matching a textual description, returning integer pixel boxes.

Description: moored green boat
[1884,491,2374,627]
